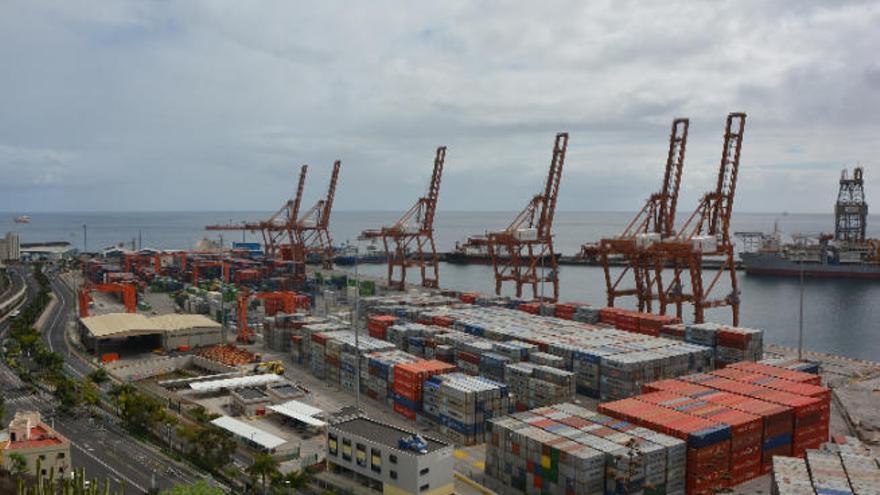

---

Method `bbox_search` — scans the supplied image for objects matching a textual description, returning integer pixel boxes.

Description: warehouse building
[78,313,222,356]
[327,417,454,495]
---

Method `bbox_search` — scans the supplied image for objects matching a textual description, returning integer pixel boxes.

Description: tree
[88,367,109,385]
[160,480,224,495]
[272,470,311,494]
[8,452,28,477]
[177,425,236,473]
[80,378,100,415]
[52,375,81,413]
[246,453,279,495]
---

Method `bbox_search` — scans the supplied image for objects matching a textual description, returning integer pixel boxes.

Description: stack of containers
[660,324,687,341]
[479,352,511,382]
[550,403,688,495]
[530,351,565,368]
[729,361,822,385]
[599,308,680,336]
[367,315,398,340]
[391,360,456,420]
[311,330,396,387]
[599,398,732,495]
[679,374,829,457]
[714,326,764,366]
[553,301,589,320]
[758,358,821,375]
[573,305,602,324]
[360,350,421,404]
[838,451,880,494]
[644,378,794,473]
[309,332,328,378]
[486,402,688,495]
[504,363,576,411]
[806,450,853,495]
[771,456,814,495]
[634,390,764,484]
[771,437,879,495]
[707,368,831,453]
[422,372,509,445]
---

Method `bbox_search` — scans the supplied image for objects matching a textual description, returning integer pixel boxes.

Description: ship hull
[741,252,880,279]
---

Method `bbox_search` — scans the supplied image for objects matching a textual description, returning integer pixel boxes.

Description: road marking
[47,277,66,352]
[454,449,468,459]
[71,436,149,492]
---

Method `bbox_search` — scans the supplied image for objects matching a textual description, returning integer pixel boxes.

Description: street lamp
[798,251,805,361]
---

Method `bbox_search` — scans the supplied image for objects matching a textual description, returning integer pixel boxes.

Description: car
[10,310,20,318]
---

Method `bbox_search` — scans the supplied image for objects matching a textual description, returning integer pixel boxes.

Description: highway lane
[1,266,217,494]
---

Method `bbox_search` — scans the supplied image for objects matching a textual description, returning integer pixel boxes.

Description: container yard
[48,133,879,493]
[52,241,880,495]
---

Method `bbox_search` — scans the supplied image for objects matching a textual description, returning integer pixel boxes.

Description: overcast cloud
[1,1,878,213]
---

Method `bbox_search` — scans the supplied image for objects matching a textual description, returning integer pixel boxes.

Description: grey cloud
[0,0,877,213]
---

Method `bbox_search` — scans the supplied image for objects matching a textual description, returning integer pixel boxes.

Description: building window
[420,483,430,492]
[356,443,367,467]
[342,438,352,462]
[390,470,397,480]
[57,453,65,459]
[328,433,338,456]
[389,454,397,464]
[371,449,382,474]
[420,467,430,476]
[39,455,46,461]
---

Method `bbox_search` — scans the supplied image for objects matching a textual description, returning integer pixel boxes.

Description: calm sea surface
[2,210,877,361]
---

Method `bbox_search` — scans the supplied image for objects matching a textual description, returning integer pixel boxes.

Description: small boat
[14,215,31,224]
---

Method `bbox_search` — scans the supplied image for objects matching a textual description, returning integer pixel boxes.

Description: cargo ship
[443,237,560,265]
[739,167,880,279]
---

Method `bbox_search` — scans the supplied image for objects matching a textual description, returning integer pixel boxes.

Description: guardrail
[0,273,27,318]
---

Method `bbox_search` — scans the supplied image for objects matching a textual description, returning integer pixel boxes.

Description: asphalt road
[1,265,216,494]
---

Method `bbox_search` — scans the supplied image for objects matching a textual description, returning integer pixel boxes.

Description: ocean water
[2,210,877,361]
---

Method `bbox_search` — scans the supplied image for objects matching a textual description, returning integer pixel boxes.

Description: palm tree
[246,453,279,495]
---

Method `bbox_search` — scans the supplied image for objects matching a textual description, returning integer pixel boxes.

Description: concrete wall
[162,327,222,350]
[106,354,237,381]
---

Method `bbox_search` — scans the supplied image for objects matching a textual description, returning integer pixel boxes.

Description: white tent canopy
[268,400,327,427]
[210,416,286,450]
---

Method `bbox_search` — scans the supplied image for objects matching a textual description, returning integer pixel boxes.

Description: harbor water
[2,210,878,361]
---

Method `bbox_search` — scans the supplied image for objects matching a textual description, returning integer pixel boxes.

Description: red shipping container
[729,361,821,385]
[393,402,416,420]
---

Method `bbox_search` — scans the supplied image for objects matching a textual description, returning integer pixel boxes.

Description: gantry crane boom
[485,133,568,301]
[296,160,342,269]
[647,112,746,325]
[361,147,446,289]
[205,165,308,259]
[582,119,689,311]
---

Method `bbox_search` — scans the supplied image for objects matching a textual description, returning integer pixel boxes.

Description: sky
[1,1,878,214]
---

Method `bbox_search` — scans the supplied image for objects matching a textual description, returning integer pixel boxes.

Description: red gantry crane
[360,147,446,290]
[581,119,689,311]
[645,112,746,325]
[206,165,309,259]
[295,160,341,269]
[78,283,138,318]
[479,133,568,301]
[235,290,310,343]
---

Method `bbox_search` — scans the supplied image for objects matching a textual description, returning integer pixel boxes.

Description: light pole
[798,251,805,361]
[353,239,361,415]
